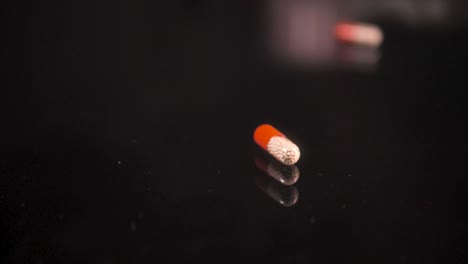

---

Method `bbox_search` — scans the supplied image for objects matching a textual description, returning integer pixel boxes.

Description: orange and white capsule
[335,22,383,47]
[253,124,300,165]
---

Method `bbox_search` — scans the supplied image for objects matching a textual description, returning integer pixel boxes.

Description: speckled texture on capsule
[266,136,300,165]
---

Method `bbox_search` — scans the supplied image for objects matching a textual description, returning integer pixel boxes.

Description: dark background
[2,0,467,263]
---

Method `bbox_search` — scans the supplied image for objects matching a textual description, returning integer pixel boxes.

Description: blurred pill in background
[264,0,381,70]
[334,21,383,47]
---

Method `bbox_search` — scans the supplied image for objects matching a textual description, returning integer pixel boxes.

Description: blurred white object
[267,0,337,65]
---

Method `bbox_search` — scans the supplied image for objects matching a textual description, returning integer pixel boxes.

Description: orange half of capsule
[253,124,285,151]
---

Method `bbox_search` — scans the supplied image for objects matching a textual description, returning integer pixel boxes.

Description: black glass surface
[3,1,467,263]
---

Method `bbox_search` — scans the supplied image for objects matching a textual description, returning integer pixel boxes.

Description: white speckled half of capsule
[266,136,300,165]
[352,24,383,47]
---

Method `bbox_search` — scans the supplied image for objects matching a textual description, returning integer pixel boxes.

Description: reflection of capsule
[253,124,300,165]
[335,43,380,70]
[255,154,300,186]
[335,22,383,47]
[255,173,299,207]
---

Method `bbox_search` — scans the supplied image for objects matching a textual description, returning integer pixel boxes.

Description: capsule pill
[335,22,383,47]
[253,124,300,165]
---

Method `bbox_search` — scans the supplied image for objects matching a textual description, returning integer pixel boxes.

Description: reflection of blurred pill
[253,124,300,165]
[336,43,380,66]
[335,22,383,47]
